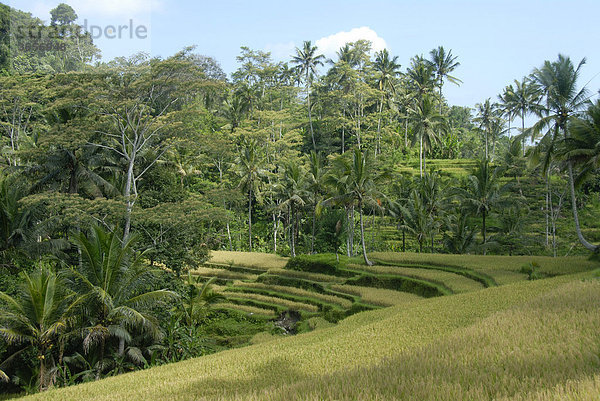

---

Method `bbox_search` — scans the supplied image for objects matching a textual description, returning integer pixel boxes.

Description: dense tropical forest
[0,2,599,398]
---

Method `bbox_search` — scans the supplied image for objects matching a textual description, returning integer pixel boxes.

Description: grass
[209,251,287,270]
[23,267,599,401]
[330,284,423,307]
[347,264,484,293]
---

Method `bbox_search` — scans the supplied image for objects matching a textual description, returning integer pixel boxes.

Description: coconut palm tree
[410,94,447,176]
[275,161,308,257]
[454,159,508,254]
[373,49,402,154]
[307,151,325,254]
[474,99,495,160]
[406,56,436,100]
[502,78,542,155]
[70,226,176,379]
[291,41,325,150]
[531,54,595,252]
[559,100,600,252]
[235,138,266,252]
[339,149,382,265]
[0,267,80,391]
[429,46,462,114]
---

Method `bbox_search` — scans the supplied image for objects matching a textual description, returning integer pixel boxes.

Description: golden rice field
[214,303,277,317]
[189,266,258,281]
[369,251,596,275]
[265,268,344,283]
[209,251,288,270]
[21,268,600,401]
[231,281,353,309]
[226,292,319,313]
[330,284,423,306]
[346,263,484,293]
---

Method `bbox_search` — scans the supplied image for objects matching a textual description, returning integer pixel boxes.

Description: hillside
[19,253,600,401]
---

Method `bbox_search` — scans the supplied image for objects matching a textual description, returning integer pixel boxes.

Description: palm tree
[406,56,436,100]
[474,99,495,160]
[373,49,401,154]
[235,138,266,252]
[324,156,354,257]
[275,161,308,257]
[502,78,541,155]
[70,226,176,379]
[454,159,507,254]
[417,169,445,252]
[291,41,325,150]
[398,189,431,253]
[560,100,600,252]
[0,267,80,391]
[443,211,477,254]
[410,94,447,176]
[178,275,224,328]
[429,46,462,115]
[531,54,594,252]
[345,149,382,265]
[307,151,325,253]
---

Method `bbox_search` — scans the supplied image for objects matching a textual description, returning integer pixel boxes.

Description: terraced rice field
[26,270,600,401]
[199,251,595,321]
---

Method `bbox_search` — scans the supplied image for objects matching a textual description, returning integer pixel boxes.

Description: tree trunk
[248,187,253,252]
[522,111,526,157]
[359,201,372,266]
[38,350,46,392]
[349,206,355,256]
[273,213,278,254]
[123,158,135,240]
[311,207,316,254]
[482,209,487,255]
[227,221,233,251]
[307,83,316,151]
[567,161,598,252]
[118,338,125,356]
[290,205,296,257]
[376,94,384,156]
[419,135,423,177]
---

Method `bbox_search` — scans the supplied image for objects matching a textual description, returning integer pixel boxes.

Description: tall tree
[373,49,401,155]
[235,138,266,252]
[560,100,600,253]
[429,46,462,115]
[0,267,80,391]
[70,226,176,379]
[454,159,507,254]
[531,55,595,252]
[291,41,325,151]
[410,95,447,176]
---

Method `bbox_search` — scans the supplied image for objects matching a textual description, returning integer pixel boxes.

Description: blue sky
[10,0,600,108]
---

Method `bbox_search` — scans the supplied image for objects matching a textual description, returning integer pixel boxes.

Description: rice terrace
[1,1,600,400]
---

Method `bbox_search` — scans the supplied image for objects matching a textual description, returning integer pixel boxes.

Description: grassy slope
[24,269,600,401]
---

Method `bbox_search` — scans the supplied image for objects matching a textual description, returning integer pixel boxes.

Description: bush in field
[285,254,339,275]
[520,261,543,280]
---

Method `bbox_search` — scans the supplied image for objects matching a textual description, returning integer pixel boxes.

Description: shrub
[285,254,339,275]
[520,261,543,280]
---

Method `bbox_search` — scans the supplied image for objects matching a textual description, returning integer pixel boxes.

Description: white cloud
[315,26,388,59]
